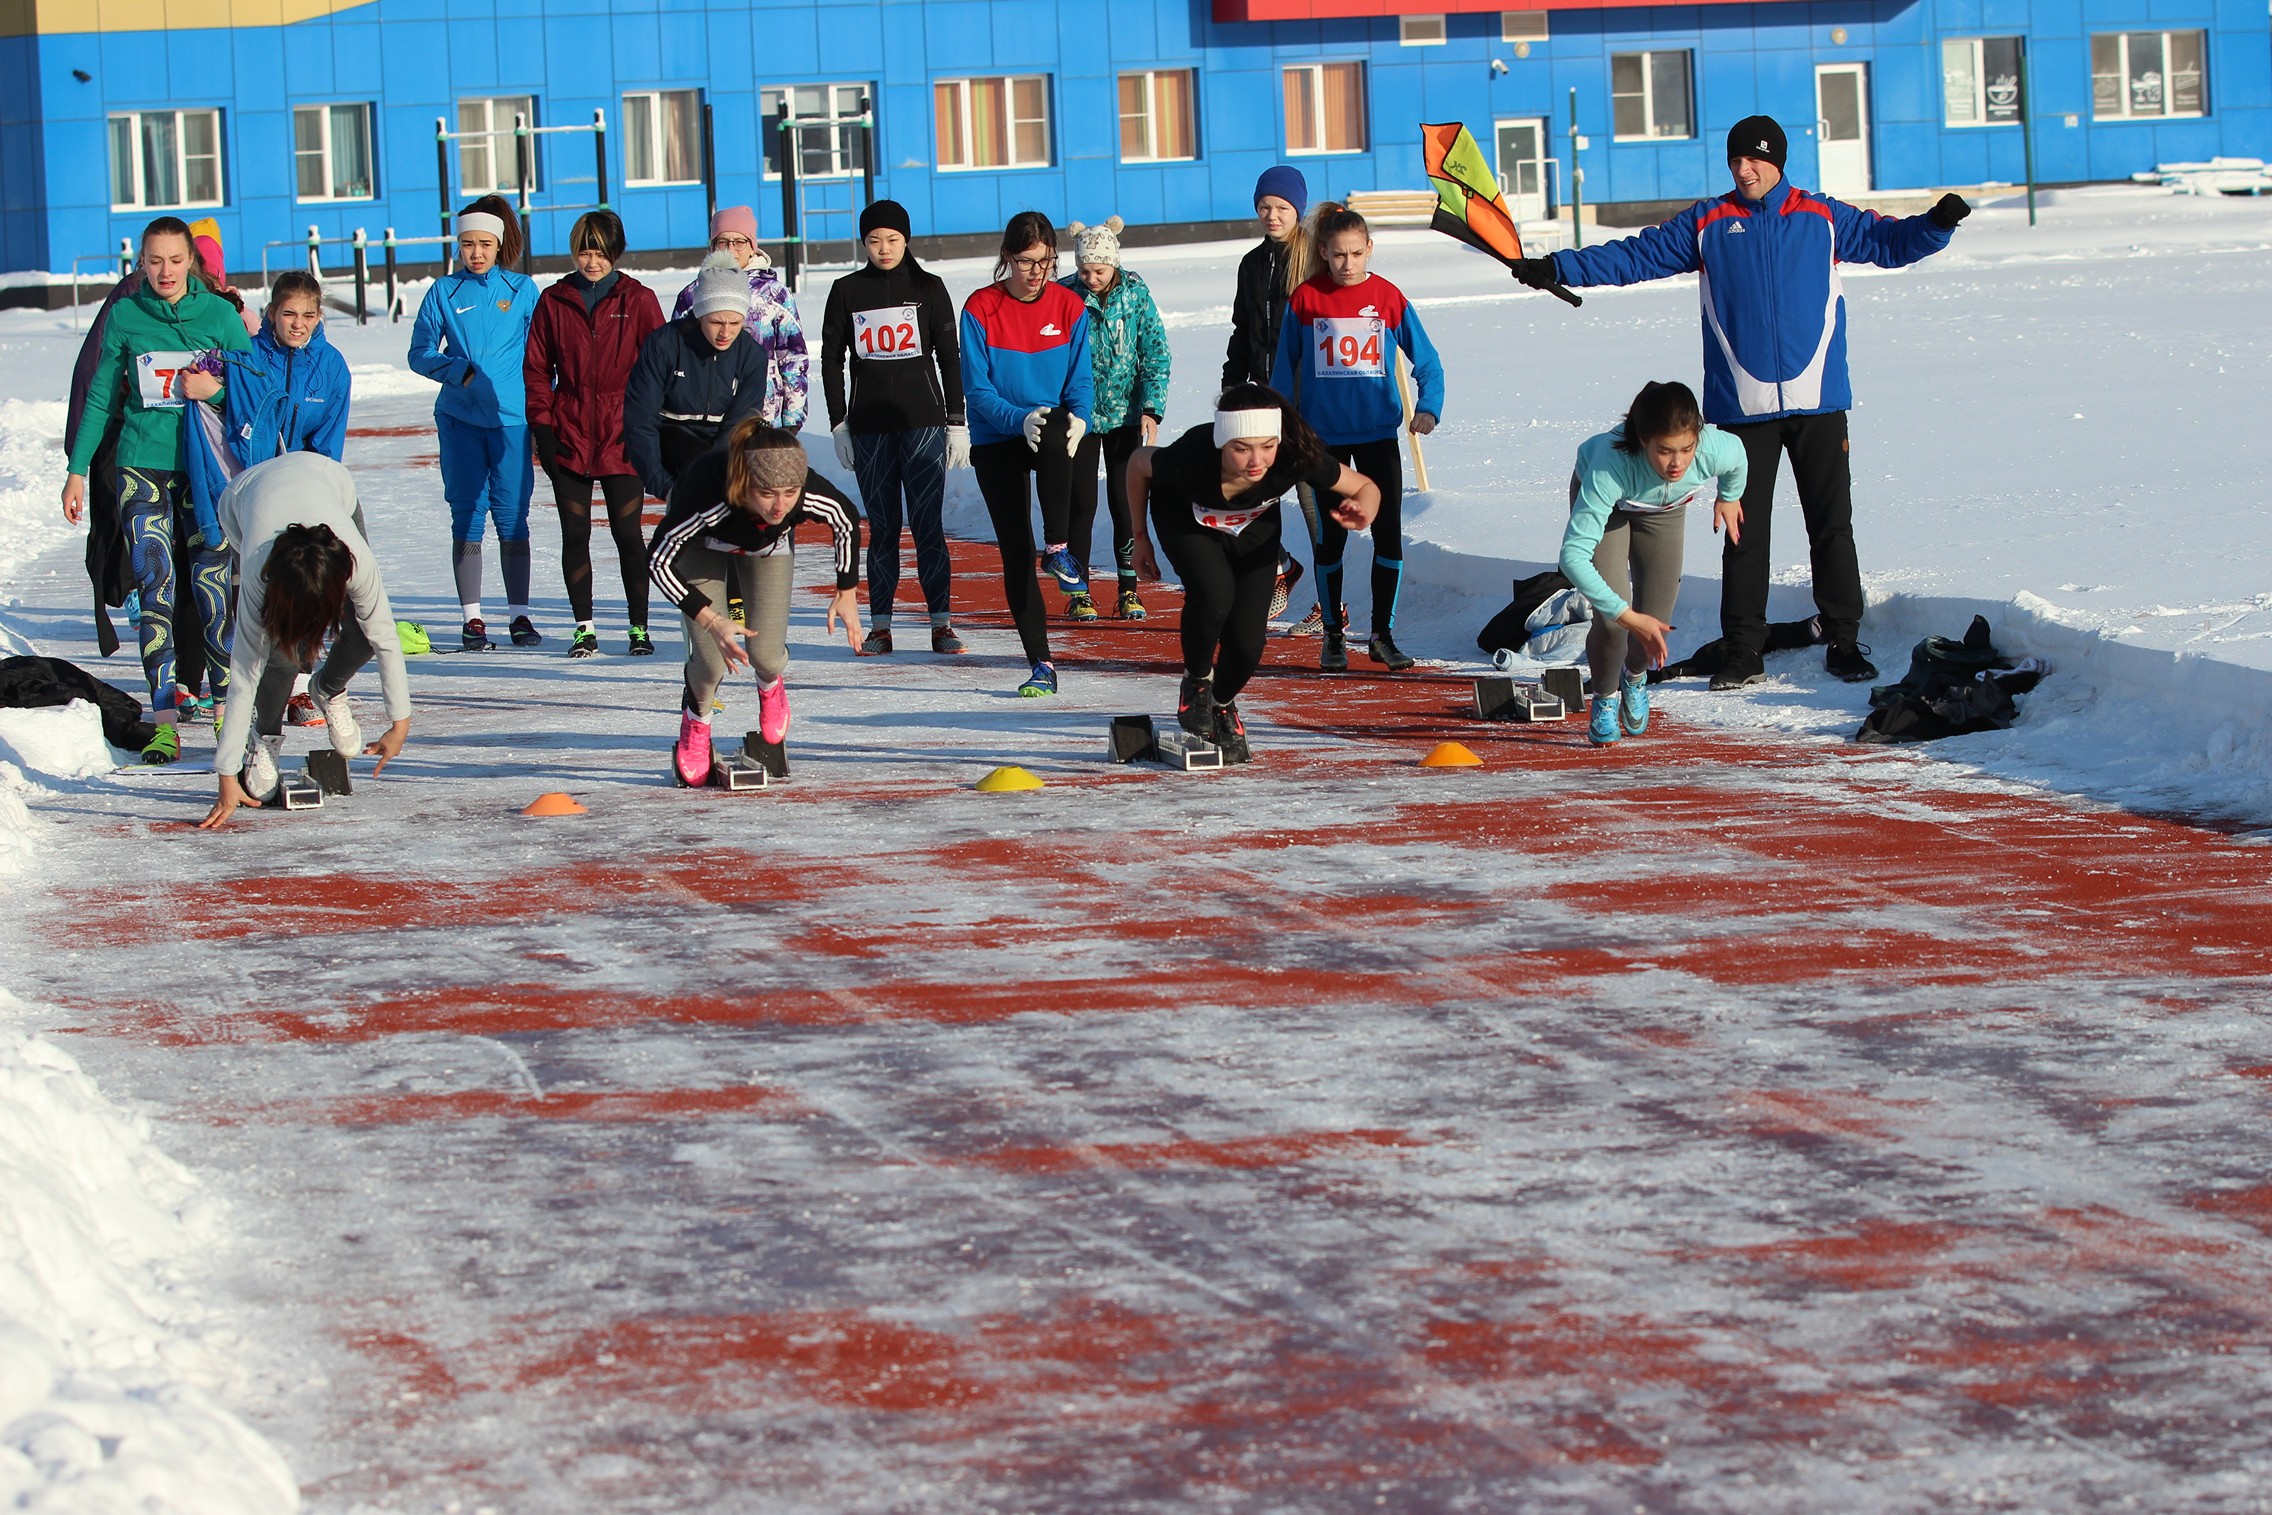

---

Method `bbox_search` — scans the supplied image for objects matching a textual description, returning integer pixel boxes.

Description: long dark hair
[993,210,1057,283]
[459,193,525,267]
[261,523,354,664]
[1304,201,1370,282]
[1612,380,1705,453]
[1215,382,1330,481]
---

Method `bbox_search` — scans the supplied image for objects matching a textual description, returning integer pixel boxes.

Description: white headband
[456,211,507,241]
[1213,408,1282,449]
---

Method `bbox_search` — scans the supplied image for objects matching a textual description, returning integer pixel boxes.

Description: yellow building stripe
[0,0,374,34]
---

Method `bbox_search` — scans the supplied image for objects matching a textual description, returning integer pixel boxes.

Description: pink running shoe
[758,676,790,744]
[673,708,714,787]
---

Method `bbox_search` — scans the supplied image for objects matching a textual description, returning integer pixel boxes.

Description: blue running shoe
[1041,548,1087,594]
[1588,693,1620,747]
[1619,670,1650,735]
[1018,661,1058,697]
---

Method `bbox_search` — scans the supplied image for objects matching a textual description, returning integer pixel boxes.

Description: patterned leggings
[122,468,231,710]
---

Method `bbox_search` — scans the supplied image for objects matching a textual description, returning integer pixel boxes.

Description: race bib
[852,305,923,361]
[1312,317,1384,379]
[1618,482,1711,516]
[1194,500,1274,537]
[135,351,199,410]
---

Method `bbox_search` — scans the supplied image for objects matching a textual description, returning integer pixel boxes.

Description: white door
[1494,118,1548,221]
[1814,64,1872,195]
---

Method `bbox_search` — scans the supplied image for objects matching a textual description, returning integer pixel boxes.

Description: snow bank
[0,1007,298,1514]
[0,400,69,587]
[0,702,115,786]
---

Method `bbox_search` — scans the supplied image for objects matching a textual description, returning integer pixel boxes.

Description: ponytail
[1303,201,1369,284]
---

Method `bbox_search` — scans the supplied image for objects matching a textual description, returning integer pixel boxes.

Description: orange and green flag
[1422,121,1581,305]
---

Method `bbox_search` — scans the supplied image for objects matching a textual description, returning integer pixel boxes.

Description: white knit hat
[689,251,746,319]
[1067,216,1125,269]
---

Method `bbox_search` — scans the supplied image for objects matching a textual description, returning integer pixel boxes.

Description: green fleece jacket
[1061,269,1169,434]
[67,284,253,475]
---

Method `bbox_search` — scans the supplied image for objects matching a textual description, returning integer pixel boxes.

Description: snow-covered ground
[2,183,2271,1510]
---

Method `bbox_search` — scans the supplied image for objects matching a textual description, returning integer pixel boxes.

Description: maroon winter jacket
[523,270,666,479]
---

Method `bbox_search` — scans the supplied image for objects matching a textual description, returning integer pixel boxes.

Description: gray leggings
[252,617,376,740]
[674,542,794,710]
[1587,507,1685,694]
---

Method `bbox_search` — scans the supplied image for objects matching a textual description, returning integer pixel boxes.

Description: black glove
[1509,257,1559,290]
[530,422,560,473]
[1929,193,1971,231]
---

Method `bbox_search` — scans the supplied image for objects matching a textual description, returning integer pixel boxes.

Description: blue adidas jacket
[959,281,1094,447]
[222,322,352,467]
[408,265,539,427]
[1548,181,1952,425]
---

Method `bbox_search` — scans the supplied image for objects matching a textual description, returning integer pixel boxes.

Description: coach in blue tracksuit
[1514,116,1968,689]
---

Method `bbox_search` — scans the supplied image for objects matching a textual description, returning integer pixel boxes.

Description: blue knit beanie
[1253,165,1308,217]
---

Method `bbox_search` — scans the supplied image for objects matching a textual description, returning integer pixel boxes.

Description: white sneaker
[243,733,283,801]
[313,685,362,755]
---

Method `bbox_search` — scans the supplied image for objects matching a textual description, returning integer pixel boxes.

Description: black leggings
[1156,505,1282,703]
[548,467,650,625]
[970,435,1077,665]
[1314,436,1405,634]
[1070,421,1144,583]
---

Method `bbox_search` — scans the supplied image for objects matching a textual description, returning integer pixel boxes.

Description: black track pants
[971,437,1074,665]
[1155,504,1283,703]
[548,467,649,625]
[1314,436,1405,634]
[1719,410,1862,652]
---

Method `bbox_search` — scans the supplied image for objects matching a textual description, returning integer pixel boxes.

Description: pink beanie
[709,205,758,245]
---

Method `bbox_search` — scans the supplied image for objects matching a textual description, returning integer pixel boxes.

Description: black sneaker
[1212,699,1252,764]
[1320,630,1348,673]
[626,626,656,656]
[461,618,494,652]
[1708,646,1766,690]
[860,627,894,656]
[510,615,542,647]
[1177,675,1217,740]
[931,625,965,655]
[1367,630,1415,671]
[1825,640,1879,683]
[567,627,599,659]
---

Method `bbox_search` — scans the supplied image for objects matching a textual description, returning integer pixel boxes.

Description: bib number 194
[1313,317,1384,379]
[852,305,923,361]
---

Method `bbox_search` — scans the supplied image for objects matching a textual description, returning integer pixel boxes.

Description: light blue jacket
[224,321,352,465]
[408,265,539,427]
[1559,425,1748,619]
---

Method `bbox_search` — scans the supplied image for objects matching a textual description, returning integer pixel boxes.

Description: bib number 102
[1314,318,1384,378]
[853,306,923,361]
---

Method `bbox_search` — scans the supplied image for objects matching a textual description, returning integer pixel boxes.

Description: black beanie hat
[859,199,912,240]
[1726,116,1788,170]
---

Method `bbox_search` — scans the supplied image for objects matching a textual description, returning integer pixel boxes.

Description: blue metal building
[2,0,2265,277]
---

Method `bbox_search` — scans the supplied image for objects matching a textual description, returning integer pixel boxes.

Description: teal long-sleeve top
[1558,426,1748,620]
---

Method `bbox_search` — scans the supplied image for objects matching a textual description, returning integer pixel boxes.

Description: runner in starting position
[647,418,863,786]
[1127,383,1380,761]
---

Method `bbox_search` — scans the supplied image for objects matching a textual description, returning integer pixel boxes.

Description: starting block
[276,771,325,810]
[1473,676,1566,723]
[306,749,352,797]
[710,751,770,791]
[1540,666,1587,711]
[1107,715,1223,772]
[742,731,789,779]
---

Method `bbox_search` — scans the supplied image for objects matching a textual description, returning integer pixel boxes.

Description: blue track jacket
[222,322,352,467]
[409,265,539,427]
[959,282,1094,447]
[1268,272,1444,447]
[1548,182,1952,425]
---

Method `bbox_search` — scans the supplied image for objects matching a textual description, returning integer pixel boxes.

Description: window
[1610,50,1693,140]
[623,89,702,184]
[1400,14,1447,46]
[457,96,537,195]
[1118,70,1196,162]
[107,109,224,210]
[293,103,373,201]
[760,84,871,179]
[934,76,1051,171]
[1502,11,1548,42]
[1283,62,1367,155]
[2092,31,2207,120]
[1941,38,2023,127]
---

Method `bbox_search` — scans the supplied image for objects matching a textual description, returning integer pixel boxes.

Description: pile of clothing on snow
[1854,615,2048,744]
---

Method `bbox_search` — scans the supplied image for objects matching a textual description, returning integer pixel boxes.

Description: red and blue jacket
[1549,180,1953,425]
[1269,272,1445,448]
[958,281,1093,447]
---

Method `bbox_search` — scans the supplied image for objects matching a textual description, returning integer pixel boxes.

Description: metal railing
[434,109,609,273]
[67,240,133,331]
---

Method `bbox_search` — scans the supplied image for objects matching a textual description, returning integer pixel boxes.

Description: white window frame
[1282,61,1368,156]
[1502,11,1548,43]
[1610,49,1695,142]
[2091,30,2208,121]
[760,83,871,181]
[457,95,538,195]
[107,108,225,211]
[933,75,1053,172]
[1400,14,1447,46]
[622,89,703,186]
[292,102,375,203]
[1117,69,1198,163]
[1940,37,2024,128]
